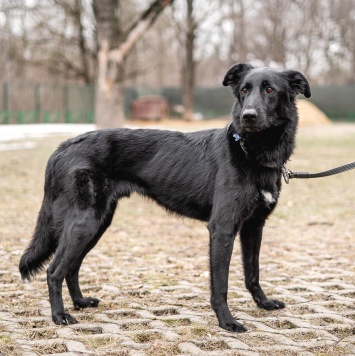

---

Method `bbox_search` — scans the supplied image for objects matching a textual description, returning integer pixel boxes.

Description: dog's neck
[228,121,297,169]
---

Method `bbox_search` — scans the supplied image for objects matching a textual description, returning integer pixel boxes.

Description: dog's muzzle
[241,109,263,132]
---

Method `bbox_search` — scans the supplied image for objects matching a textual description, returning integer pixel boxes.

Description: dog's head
[223,63,311,133]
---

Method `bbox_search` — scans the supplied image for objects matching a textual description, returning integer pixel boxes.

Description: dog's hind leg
[47,205,109,325]
[65,200,117,311]
[240,207,285,310]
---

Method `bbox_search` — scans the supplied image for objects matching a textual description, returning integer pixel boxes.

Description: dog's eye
[266,87,274,94]
[241,88,248,94]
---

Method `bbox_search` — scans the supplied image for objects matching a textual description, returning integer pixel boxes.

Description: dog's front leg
[208,221,246,332]
[240,209,285,310]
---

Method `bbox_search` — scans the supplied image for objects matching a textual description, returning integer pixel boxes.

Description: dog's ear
[284,70,311,98]
[222,63,254,87]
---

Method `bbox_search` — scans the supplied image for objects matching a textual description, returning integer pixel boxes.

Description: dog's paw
[219,320,247,333]
[52,312,78,325]
[74,297,100,310]
[258,299,285,310]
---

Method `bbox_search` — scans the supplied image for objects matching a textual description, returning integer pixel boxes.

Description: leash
[282,162,355,184]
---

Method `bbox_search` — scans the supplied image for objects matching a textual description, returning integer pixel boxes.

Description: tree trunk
[74,0,92,84]
[182,0,195,121]
[93,0,173,128]
[228,0,247,65]
[96,41,126,127]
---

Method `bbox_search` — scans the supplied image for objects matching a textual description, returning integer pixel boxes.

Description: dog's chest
[260,189,277,206]
[253,169,280,207]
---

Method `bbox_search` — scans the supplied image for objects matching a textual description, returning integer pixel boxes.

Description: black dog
[20,63,310,332]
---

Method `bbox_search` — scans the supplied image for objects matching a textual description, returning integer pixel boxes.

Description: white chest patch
[261,190,276,205]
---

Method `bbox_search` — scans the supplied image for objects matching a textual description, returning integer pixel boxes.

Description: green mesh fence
[0,82,95,124]
[1,82,354,124]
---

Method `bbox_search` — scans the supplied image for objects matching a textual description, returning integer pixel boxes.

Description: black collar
[227,123,280,169]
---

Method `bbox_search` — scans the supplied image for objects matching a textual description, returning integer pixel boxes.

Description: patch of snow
[0,124,96,142]
[0,141,38,151]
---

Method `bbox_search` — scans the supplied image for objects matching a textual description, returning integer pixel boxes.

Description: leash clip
[281,165,291,184]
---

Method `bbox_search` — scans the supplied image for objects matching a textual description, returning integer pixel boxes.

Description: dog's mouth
[242,125,264,132]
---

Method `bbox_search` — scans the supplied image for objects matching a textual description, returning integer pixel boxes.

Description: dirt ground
[0,120,355,355]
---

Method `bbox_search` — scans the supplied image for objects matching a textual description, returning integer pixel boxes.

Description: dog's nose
[242,109,257,121]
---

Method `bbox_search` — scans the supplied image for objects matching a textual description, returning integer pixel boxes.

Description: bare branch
[109,0,174,64]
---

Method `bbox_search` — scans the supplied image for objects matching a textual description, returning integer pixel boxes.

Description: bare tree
[251,0,289,67]
[328,0,355,84]
[124,10,181,88]
[11,0,96,83]
[4,0,355,105]
[181,0,196,121]
[284,0,324,79]
[170,0,221,118]
[226,0,248,65]
[93,0,173,128]
[0,0,28,81]
[74,0,93,84]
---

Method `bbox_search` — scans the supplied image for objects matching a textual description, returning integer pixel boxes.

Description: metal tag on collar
[233,133,242,142]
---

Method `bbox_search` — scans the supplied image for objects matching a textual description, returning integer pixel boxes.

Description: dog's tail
[19,193,57,281]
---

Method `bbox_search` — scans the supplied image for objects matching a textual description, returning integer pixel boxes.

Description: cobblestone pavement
[1,124,355,355]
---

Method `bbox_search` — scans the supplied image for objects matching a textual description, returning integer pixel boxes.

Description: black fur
[19,63,310,331]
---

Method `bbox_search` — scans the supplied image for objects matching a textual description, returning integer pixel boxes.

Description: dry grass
[146,342,182,356]
[121,321,151,330]
[72,326,103,335]
[24,328,57,340]
[175,324,210,338]
[162,318,191,327]
[289,305,316,314]
[261,350,299,356]
[0,335,22,356]
[311,345,349,355]
[243,308,285,318]
[13,308,42,317]
[106,310,139,319]
[132,331,163,343]
[19,319,51,328]
[325,303,351,312]
[264,319,297,330]
[309,317,339,326]
[198,339,230,351]
[287,331,319,342]
[79,336,123,350]
[328,326,355,339]
[74,313,98,323]
[240,334,278,347]
[151,307,179,316]
[31,341,68,355]
[303,294,336,302]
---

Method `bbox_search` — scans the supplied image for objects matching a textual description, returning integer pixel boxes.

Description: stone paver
[2,216,355,355]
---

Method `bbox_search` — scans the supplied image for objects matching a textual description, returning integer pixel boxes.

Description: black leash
[227,124,355,184]
[282,162,355,184]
